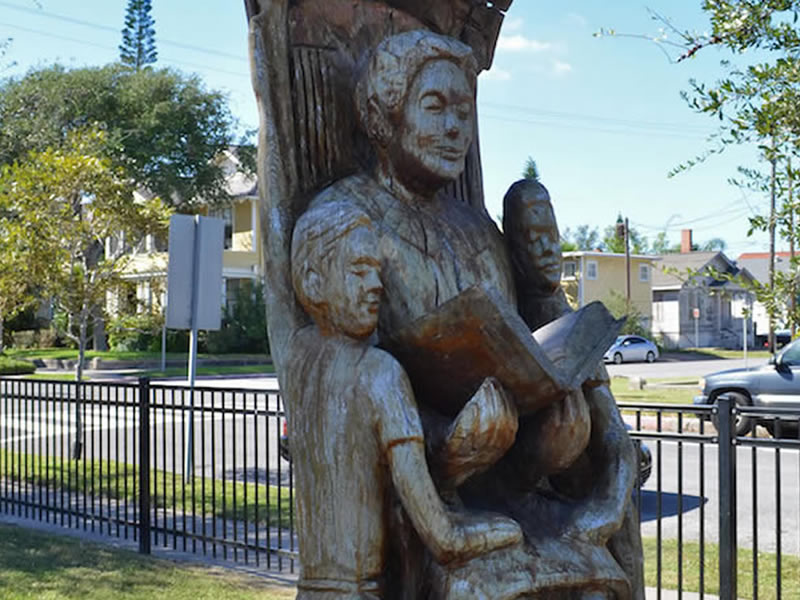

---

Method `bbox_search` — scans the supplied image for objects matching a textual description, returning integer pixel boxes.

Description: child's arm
[368,354,522,563]
[388,439,522,564]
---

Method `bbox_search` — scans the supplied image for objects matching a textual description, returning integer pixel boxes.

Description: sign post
[166,214,224,481]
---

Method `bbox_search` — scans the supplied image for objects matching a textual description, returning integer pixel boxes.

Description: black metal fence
[0,377,296,572]
[2,377,799,600]
[622,397,800,600]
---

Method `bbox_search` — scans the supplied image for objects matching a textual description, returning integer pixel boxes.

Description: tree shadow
[637,490,708,522]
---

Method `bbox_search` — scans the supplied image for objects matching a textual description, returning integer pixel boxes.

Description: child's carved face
[325,225,383,339]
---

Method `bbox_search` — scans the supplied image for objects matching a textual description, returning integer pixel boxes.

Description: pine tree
[119,0,157,71]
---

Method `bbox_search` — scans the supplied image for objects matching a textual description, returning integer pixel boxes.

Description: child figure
[285,201,521,600]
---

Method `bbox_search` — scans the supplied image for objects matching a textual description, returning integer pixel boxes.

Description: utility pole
[789,157,796,339]
[616,214,631,312]
[768,136,777,354]
[625,217,631,311]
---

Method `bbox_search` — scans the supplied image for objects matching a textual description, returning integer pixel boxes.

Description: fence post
[138,377,151,555]
[717,394,737,600]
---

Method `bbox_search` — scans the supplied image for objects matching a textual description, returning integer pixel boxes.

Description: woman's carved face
[393,59,474,191]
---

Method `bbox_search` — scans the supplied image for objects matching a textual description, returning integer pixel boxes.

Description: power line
[479,111,709,141]
[1,22,250,80]
[0,0,248,63]
[481,101,712,136]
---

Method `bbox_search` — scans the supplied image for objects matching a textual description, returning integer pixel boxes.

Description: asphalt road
[638,436,800,555]
[607,356,762,380]
[0,382,291,487]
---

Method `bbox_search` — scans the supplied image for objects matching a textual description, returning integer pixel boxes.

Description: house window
[211,207,233,250]
[586,260,598,280]
[639,264,650,282]
[563,261,577,278]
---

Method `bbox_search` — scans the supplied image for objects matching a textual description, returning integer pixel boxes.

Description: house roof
[652,251,754,290]
[219,148,257,198]
[561,251,659,261]
[736,251,795,284]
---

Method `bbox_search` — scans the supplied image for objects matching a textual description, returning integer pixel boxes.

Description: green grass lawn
[610,377,696,406]
[0,523,294,599]
[1,525,794,599]
[0,355,36,375]
[644,537,800,600]
[140,364,275,379]
[668,347,772,360]
[5,348,271,363]
[0,450,293,527]
[21,373,89,381]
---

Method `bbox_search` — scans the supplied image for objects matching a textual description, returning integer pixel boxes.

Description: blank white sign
[166,214,223,331]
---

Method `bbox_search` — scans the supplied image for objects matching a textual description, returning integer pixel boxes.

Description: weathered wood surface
[246,2,644,598]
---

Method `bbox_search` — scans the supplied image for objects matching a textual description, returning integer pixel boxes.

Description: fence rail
[621,397,800,600]
[0,377,296,572]
[2,377,799,599]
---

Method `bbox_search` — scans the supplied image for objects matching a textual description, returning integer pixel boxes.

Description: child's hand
[438,377,518,486]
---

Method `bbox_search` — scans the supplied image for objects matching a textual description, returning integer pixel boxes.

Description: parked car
[625,423,652,486]
[279,420,291,462]
[756,329,792,350]
[603,335,659,364]
[694,337,800,437]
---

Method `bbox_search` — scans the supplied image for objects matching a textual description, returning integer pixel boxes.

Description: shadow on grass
[638,490,707,522]
[0,523,294,599]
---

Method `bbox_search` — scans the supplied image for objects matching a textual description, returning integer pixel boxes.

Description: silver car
[694,337,800,436]
[603,335,659,364]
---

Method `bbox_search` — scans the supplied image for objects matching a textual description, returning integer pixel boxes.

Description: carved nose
[444,111,460,138]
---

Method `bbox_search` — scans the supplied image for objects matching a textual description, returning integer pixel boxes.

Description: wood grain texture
[246,2,644,598]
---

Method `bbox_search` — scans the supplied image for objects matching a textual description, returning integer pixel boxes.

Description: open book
[382,284,624,417]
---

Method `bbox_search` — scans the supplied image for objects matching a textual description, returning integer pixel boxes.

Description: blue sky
[0,1,775,256]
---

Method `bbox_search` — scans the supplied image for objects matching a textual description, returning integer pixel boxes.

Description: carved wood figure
[286,202,522,598]
[245,1,644,598]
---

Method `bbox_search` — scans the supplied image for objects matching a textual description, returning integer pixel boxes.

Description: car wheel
[646,351,655,363]
[763,420,800,439]
[710,391,754,437]
[614,352,623,365]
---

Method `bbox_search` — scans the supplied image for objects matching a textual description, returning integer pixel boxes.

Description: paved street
[607,355,764,380]
[639,437,800,555]
[0,381,290,486]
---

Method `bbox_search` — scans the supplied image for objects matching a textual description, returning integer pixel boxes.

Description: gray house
[736,251,796,341]
[651,250,756,349]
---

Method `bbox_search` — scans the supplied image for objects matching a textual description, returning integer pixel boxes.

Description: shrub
[603,290,652,338]
[8,328,66,350]
[108,313,163,352]
[206,281,269,355]
[0,355,36,375]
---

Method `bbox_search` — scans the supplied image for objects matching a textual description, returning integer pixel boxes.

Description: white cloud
[553,60,573,75]
[566,12,588,28]
[503,17,524,32]
[480,67,512,82]
[553,59,572,75]
[497,34,552,52]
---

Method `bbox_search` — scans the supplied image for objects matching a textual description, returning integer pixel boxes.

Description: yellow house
[113,150,262,314]
[560,251,658,330]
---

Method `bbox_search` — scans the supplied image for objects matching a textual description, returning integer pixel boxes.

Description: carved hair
[291,202,374,326]
[502,178,554,246]
[503,179,560,294]
[356,29,478,147]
